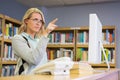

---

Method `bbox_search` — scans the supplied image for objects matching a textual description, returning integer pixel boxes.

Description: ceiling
[16,0,120,7]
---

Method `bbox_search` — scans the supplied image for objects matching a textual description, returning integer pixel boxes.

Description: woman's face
[25,12,43,34]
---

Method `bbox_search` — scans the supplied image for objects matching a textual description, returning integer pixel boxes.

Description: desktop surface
[0,68,120,80]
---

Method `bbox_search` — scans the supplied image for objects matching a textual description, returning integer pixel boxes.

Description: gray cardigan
[12,33,49,75]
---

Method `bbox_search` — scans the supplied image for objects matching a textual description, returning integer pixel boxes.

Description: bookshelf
[47,26,116,68]
[76,26,116,68]
[75,26,89,62]
[47,27,75,60]
[0,14,21,77]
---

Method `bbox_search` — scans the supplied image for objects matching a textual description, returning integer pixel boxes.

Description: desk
[0,69,120,80]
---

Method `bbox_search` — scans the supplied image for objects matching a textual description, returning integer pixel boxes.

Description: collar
[21,32,38,41]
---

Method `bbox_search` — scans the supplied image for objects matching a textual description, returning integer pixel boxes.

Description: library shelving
[76,26,116,68]
[47,26,116,68]
[0,14,21,77]
[75,26,89,62]
[47,27,76,61]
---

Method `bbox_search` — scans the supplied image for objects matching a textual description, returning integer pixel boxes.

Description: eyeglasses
[29,18,44,24]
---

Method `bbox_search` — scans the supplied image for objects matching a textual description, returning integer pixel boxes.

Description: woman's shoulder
[13,34,22,38]
[12,34,23,41]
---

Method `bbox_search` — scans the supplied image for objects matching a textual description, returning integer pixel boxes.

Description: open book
[31,57,74,75]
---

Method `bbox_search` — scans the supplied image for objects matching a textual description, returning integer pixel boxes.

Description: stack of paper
[79,62,94,74]
[71,62,94,74]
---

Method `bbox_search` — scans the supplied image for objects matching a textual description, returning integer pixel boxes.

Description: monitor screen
[88,13,102,64]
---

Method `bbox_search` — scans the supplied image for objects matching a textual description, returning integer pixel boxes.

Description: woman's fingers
[50,18,58,24]
[48,18,58,29]
[46,18,58,34]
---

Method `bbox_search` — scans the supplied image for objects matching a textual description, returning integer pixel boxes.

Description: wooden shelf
[0,14,21,76]
[55,27,76,31]
[2,60,17,65]
[76,43,88,48]
[73,26,115,30]
[103,44,115,48]
[91,63,115,68]
[4,15,21,24]
[47,43,74,48]
[76,26,89,30]
[102,26,115,29]
[4,38,12,43]
[76,44,115,48]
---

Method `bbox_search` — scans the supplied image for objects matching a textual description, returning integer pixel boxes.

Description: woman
[12,8,58,75]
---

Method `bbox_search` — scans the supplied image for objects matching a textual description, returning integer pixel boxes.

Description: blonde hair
[18,8,45,37]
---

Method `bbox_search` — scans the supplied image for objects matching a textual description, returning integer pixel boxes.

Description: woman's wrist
[43,29,49,37]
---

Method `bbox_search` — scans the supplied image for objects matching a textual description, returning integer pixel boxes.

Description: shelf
[76,43,88,48]
[55,27,76,31]
[4,15,21,24]
[2,60,17,65]
[75,26,89,30]
[75,26,115,30]
[103,44,115,48]
[102,26,115,30]
[76,43,115,48]
[4,38,12,43]
[91,63,115,68]
[47,43,74,48]
[74,26,115,30]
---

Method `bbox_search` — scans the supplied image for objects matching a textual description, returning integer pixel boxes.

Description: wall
[0,0,28,20]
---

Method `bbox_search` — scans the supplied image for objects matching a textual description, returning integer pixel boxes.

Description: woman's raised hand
[46,18,58,34]
[43,18,58,37]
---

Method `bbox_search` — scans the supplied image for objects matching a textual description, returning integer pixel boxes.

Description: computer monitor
[88,13,110,70]
[88,13,102,64]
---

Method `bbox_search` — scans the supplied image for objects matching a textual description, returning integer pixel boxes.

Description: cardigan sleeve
[12,35,49,65]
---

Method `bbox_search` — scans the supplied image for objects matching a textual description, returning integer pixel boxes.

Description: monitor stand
[94,41,110,73]
[100,41,110,71]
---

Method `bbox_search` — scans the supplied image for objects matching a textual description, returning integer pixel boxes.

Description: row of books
[47,48,74,60]
[48,32,74,44]
[3,44,16,61]
[76,48,88,61]
[2,65,16,76]
[101,48,115,63]
[77,30,115,44]
[4,23,19,39]
[102,29,115,44]
[76,48,115,63]
[77,31,89,44]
